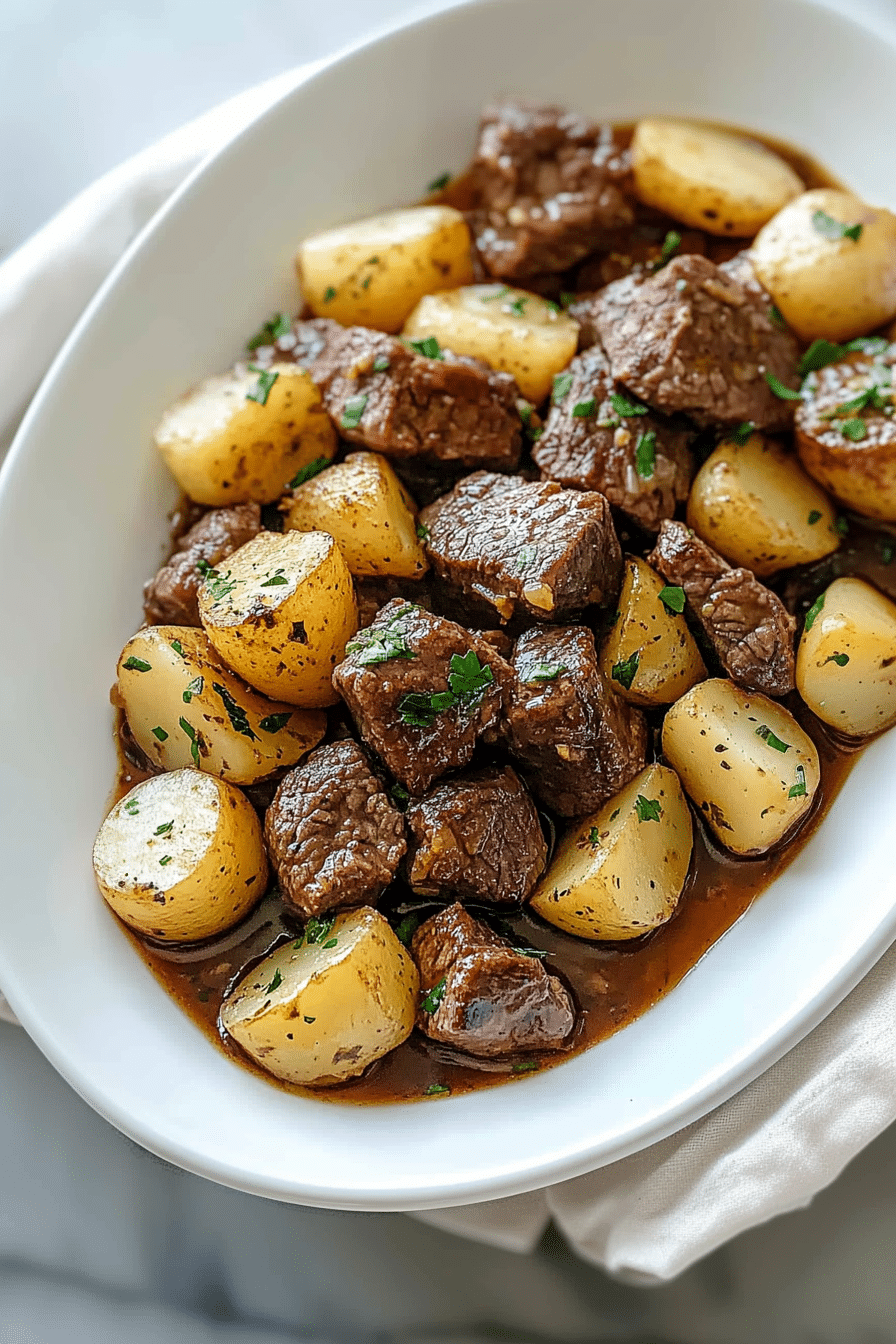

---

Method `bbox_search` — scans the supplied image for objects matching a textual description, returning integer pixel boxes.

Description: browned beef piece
[264,739,406,920]
[332,599,508,794]
[502,625,647,817]
[354,575,434,630]
[308,326,522,470]
[143,503,261,626]
[419,471,622,624]
[795,344,896,496]
[574,225,708,292]
[648,520,796,696]
[532,345,692,530]
[594,254,801,431]
[406,765,547,905]
[412,903,575,1057]
[468,103,633,279]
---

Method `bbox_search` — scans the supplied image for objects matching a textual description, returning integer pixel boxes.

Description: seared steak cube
[264,740,406,920]
[412,903,575,1057]
[143,503,261,627]
[420,471,622,623]
[648,520,796,696]
[503,625,647,817]
[332,599,507,794]
[406,765,547,905]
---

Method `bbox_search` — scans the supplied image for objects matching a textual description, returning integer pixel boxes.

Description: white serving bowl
[2,0,896,1211]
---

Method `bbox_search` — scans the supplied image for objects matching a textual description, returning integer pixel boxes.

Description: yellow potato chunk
[529,764,693,941]
[632,118,803,236]
[599,557,706,706]
[154,363,336,506]
[117,626,326,785]
[198,530,357,707]
[403,283,578,403]
[220,907,419,1086]
[282,451,427,579]
[297,205,473,332]
[796,577,896,737]
[93,769,267,942]
[687,433,840,576]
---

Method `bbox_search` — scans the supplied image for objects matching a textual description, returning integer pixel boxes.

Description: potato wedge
[93,769,267,942]
[220,907,419,1086]
[403,283,578,403]
[752,189,896,341]
[686,433,840,576]
[529,764,692,941]
[198,530,357,707]
[662,678,820,855]
[117,626,326,784]
[282,451,427,579]
[154,364,336,506]
[296,205,473,332]
[631,118,803,237]
[599,557,706,706]
[796,577,896,736]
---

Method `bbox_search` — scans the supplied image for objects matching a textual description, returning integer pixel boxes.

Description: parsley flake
[768,304,787,329]
[512,1061,540,1074]
[346,611,415,666]
[398,692,441,728]
[611,650,640,690]
[159,854,173,867]
[322,938,338,949]
[182,675,203,704]
[408,336,442,359]
[764,371,802,401]
[421,979,447,1014]
[789,765,808,799]
[288,456,329,489]
[804,592,826,630]
[178,716,202,766]
[812,209,863,243]
[247,313,291,350]
[824,652,850,666]
[323,285,337,302]
[651,229,681,270]
[799,336,888,377]
[571,397,596,418]
[552,372,573,403]
[151,726,168,742]
[807,510,822,525]
[635,795,662,823]
[153,820,174,836]
[261,568,289,587]
[635,430,657,479]
[588,827,602,845]
[416,522,430,541]
[122,656,151,673]
[731,421,755,446]
[300,915,335,947]
[304,1015,316,1024]
[123,798,140,815]
[170,639,187,659]
[266,969,283,994]
[560,291,576,309]
[755,724,791,752]
[393,912,420,946]
[423,1083,451,1097]
[610,392,648,418]
[213,682,258,740]
[196,559,238,603]
[508,296,527,316]
[659,585,686,614]
[524,662,567,683]
[373,355,390,372]
[246,365,279,406]
[841,418,867,441]
[341,394,368,430]
[880,542,894,565]
[835,516,850,537]
[259,712,291,733]
[427,171,451,193]
[448,649,494,701]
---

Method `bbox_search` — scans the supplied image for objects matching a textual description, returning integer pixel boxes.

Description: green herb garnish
[764,371,802,401]
[151,726,168,742]
[196,559,238,603]
[322,938,338,949]
[341,394,368,430]
[571,398,596,418]
[807,510,822,525]
[512,1061,540,1074]
[393,912,419,946]
[158,855,173,867]
[259,712,291,733]
[323,285,337,302]
[768,304,787,329]
[416,522,430,541]
[560,291,576,309]
[123,798,139,815]
[266,969,283,994]
[122,656,151,672]
[635,795,662,823]
[755,724,791,752]
[804,592,825,630]
[610,392,648,417]
[448,649,494,701]
[408,336,442,359]
[346,611,415,666]
[427,171,451,193]
[635,430,657,479]
[508,296,527,316]
[524,662,567,683]
[288,455,329,488]
[182,675,203,704]
[659,585,686,614]
[611,650,640,690]
[421,979,447,1014]
[247,313,291,350]
[246,365,279,406]
[835,516,850,537]
[824,652,850,666]
[799,336,888,377]
[552,371,573,403]
[789,765,807,799]
[731,422,755,446]
[261,568,288,587]
[178,716,201,766]
[170,639,187,659]
[651,229,681,270]
[153,821,174,836]
[300,915,335,947]
[588,827,602,845]
[841,418,868,441]
[213,682,258,740]
[423,1083,451,1097]
[812,209,863,243]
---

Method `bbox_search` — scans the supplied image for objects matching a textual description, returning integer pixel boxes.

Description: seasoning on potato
[599,557,706,706]
[796,577,896,737]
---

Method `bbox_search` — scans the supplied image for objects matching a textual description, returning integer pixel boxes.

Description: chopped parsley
[398,651,493,726]
[259,712,291,733]
[552,371,574,403]
[611,650,640,690]
[841,418,868,441]
[560,291,576,309]
[323,285,337,302]
[151,726,168,742]
[880,541,894,565]
[260,568,289,587]
[393,912,420,946]
[289,456,330,488]
[513,948,548,958]
[158,855,173,867]
[571,397,596,418]
[482,285,511,303]
[341,394,368,430]
[789,765,808,799]
[524,661,567,683]
[420,978,447,1014]
[635,430,657,479]
[213,682,258,740]
[423,1083,451,1097]
[304,1015,316,1024]
[768,304,787,330]
[799,335,888,377]
[807,510,822,525]
[373,355,390,372]
[634,795,662,823]
[508,296,527,316]
[123,798,140,815]
[812,209,863,243]
[245,365,279,406]
[266,969,283,994]
[512,1061,540,1074]
[755,724,791,752]
[323,938,338,949]
[196,559,238,603]
[658,585,686,615]
[448,649,494,700]
[651,229,681,270]
[610,392,648,418]
[764,371,802,401]
[246,313,291,350]
[153,820,174,836]
[182,675,203,704]
[804,592,825,630]
[835,516,850,537]
[588,827,602,845]
[122,656,151,672]
[299,915,336,947]
[178,716,201,766]
[391,783,410,812]
[731,421,755,446]
[416,522,430,541]
[427,171,451,192]
[824,652,850,666]
[398,692,443,728]
[408,336,442,359]
[170,639,187,659]
[346,611,415,666]
[828,384,891,417]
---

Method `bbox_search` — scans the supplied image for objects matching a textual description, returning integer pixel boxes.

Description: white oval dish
[2,0,896,1211]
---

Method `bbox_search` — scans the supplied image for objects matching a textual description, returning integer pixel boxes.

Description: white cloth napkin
[3,48,896,1288]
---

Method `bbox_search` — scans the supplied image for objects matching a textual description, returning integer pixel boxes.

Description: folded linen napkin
[2,40,896,1287]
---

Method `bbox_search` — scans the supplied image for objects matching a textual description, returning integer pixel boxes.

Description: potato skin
[198,530,358,707]
[662,679,820,856]
[282,451,427,579]
[530,764,692,941]
[796,577,896,737]
[93,769,267,942]
[219,907,419,1086]
[599,557,706,706]
[297,205,473,332]
[751,189,896,341]
[687,433,840,576]
[154,364,336,506]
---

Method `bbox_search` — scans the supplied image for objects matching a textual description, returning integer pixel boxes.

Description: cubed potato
[796,577,896,736]
[403,283,578,403]
[296,205,473,332]
[198,530,357,707]
[154,364,336,506]
[529,764,693,941]
[282,451,427,579]
[599,557,706,706]
[686,433,840,576]
[220,907,419,1086]
[93,769,267,942]
[662,678,820,856]
[631,118,803,236]
[117,626,326,784]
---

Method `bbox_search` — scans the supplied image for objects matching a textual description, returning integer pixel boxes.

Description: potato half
[93,769,267,942]
[796,577,896,736]
[599,557,706,706]
[662,679,820,855]
[752,189,896,341]
[296,205,473,332]
[631,118,803,237]
[117,626,326,784]
[686,433,840,576]
[282,451,427,579]
[154,364,336,506]
[220,907,419,1086]
[403,284,578,403]
[530,764,692,941]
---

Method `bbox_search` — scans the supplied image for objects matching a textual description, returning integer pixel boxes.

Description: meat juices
[143,503,262,627]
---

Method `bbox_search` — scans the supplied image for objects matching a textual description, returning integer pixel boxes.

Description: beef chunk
[332,599,507,794]
[310,326,522,470]
[420,471,622,623]
[264,739,406,920]
[502,625,647,817]
[143,503,261,626]
[412,903,575,1057]
[595,254,801,431]
[532,344,692,530]
[468,103,633,279]
[796,344,896,486]
[648,520,796,696]
[574,225,708,292]
[406,765,547,905]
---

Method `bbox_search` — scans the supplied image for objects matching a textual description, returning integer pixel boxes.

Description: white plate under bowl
[2,0,896,1211]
